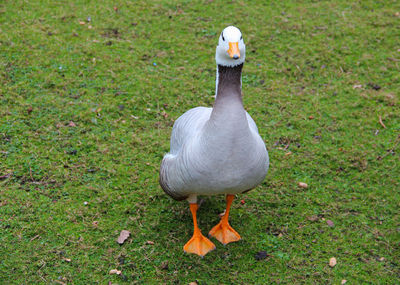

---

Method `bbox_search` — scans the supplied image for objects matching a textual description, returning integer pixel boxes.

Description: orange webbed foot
[209,194,241,245]
[183,232,216,257]
[209,220,241,245]
[183,203,216,257]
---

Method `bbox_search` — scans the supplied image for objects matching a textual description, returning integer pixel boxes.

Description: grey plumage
[160,63,269,201]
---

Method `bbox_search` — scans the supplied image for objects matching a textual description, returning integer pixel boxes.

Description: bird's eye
[240,35,243,40]
[221,32,225,41]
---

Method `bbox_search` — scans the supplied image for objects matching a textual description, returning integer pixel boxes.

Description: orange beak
[227,42,240,59]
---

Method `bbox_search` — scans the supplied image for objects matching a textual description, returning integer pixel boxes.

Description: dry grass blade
[378,116,386,129]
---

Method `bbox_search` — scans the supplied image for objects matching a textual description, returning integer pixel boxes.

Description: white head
[215,26,245,67]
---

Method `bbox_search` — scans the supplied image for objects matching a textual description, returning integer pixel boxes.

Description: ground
[1,0,399,284]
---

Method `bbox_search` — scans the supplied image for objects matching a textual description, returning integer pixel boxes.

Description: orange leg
[209,195,241,245]
[183,203,216,257]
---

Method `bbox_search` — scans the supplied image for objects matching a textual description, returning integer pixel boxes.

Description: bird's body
[160,65,268,201]
[160,26,269,256]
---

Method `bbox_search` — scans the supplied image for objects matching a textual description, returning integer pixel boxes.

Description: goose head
[215,26,246,67]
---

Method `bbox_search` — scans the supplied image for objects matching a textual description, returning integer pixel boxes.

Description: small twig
[378,116,386,129]
[0,172,12,180]
[29,167,33,181]
[378,134,400,160]
[30,234,40,241]
[389,135,400,152]
[197,198,205,209]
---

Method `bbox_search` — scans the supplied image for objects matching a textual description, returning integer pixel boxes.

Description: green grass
[1,0,399,283]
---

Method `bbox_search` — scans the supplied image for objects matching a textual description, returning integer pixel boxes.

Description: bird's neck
[215,63,243,101]
[211,64,245,120]
[200,63,250,154]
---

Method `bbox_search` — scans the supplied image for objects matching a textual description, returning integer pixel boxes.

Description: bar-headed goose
[160,26,269,256]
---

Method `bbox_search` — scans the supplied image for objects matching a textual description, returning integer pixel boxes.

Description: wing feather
[169,107,212,154]
[160,106,263,201]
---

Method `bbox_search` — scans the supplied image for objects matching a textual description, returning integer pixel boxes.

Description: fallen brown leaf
[109,269,121,275]
[326,220,334,227]
[329,257,337,267]
[368,82,381,90]
[157,51,167,57]
[298,182,308,188]
[116,230,130,245]
[341,280,347,284]
[146,240,155,245]
[254,251,269,260]
[160,261,169,270]
[307,215,319,222]
[68,121,76,127]
[353,84,362,89]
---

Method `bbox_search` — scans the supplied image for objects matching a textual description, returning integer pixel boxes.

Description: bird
[160,26,269,257]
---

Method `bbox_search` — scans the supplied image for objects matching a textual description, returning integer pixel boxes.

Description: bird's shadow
[155,195,229,242]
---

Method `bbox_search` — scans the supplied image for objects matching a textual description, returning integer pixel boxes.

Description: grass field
[1,0,399,283]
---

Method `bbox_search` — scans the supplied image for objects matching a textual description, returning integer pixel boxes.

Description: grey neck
[210,63,247,126]
[215,64,243,101]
